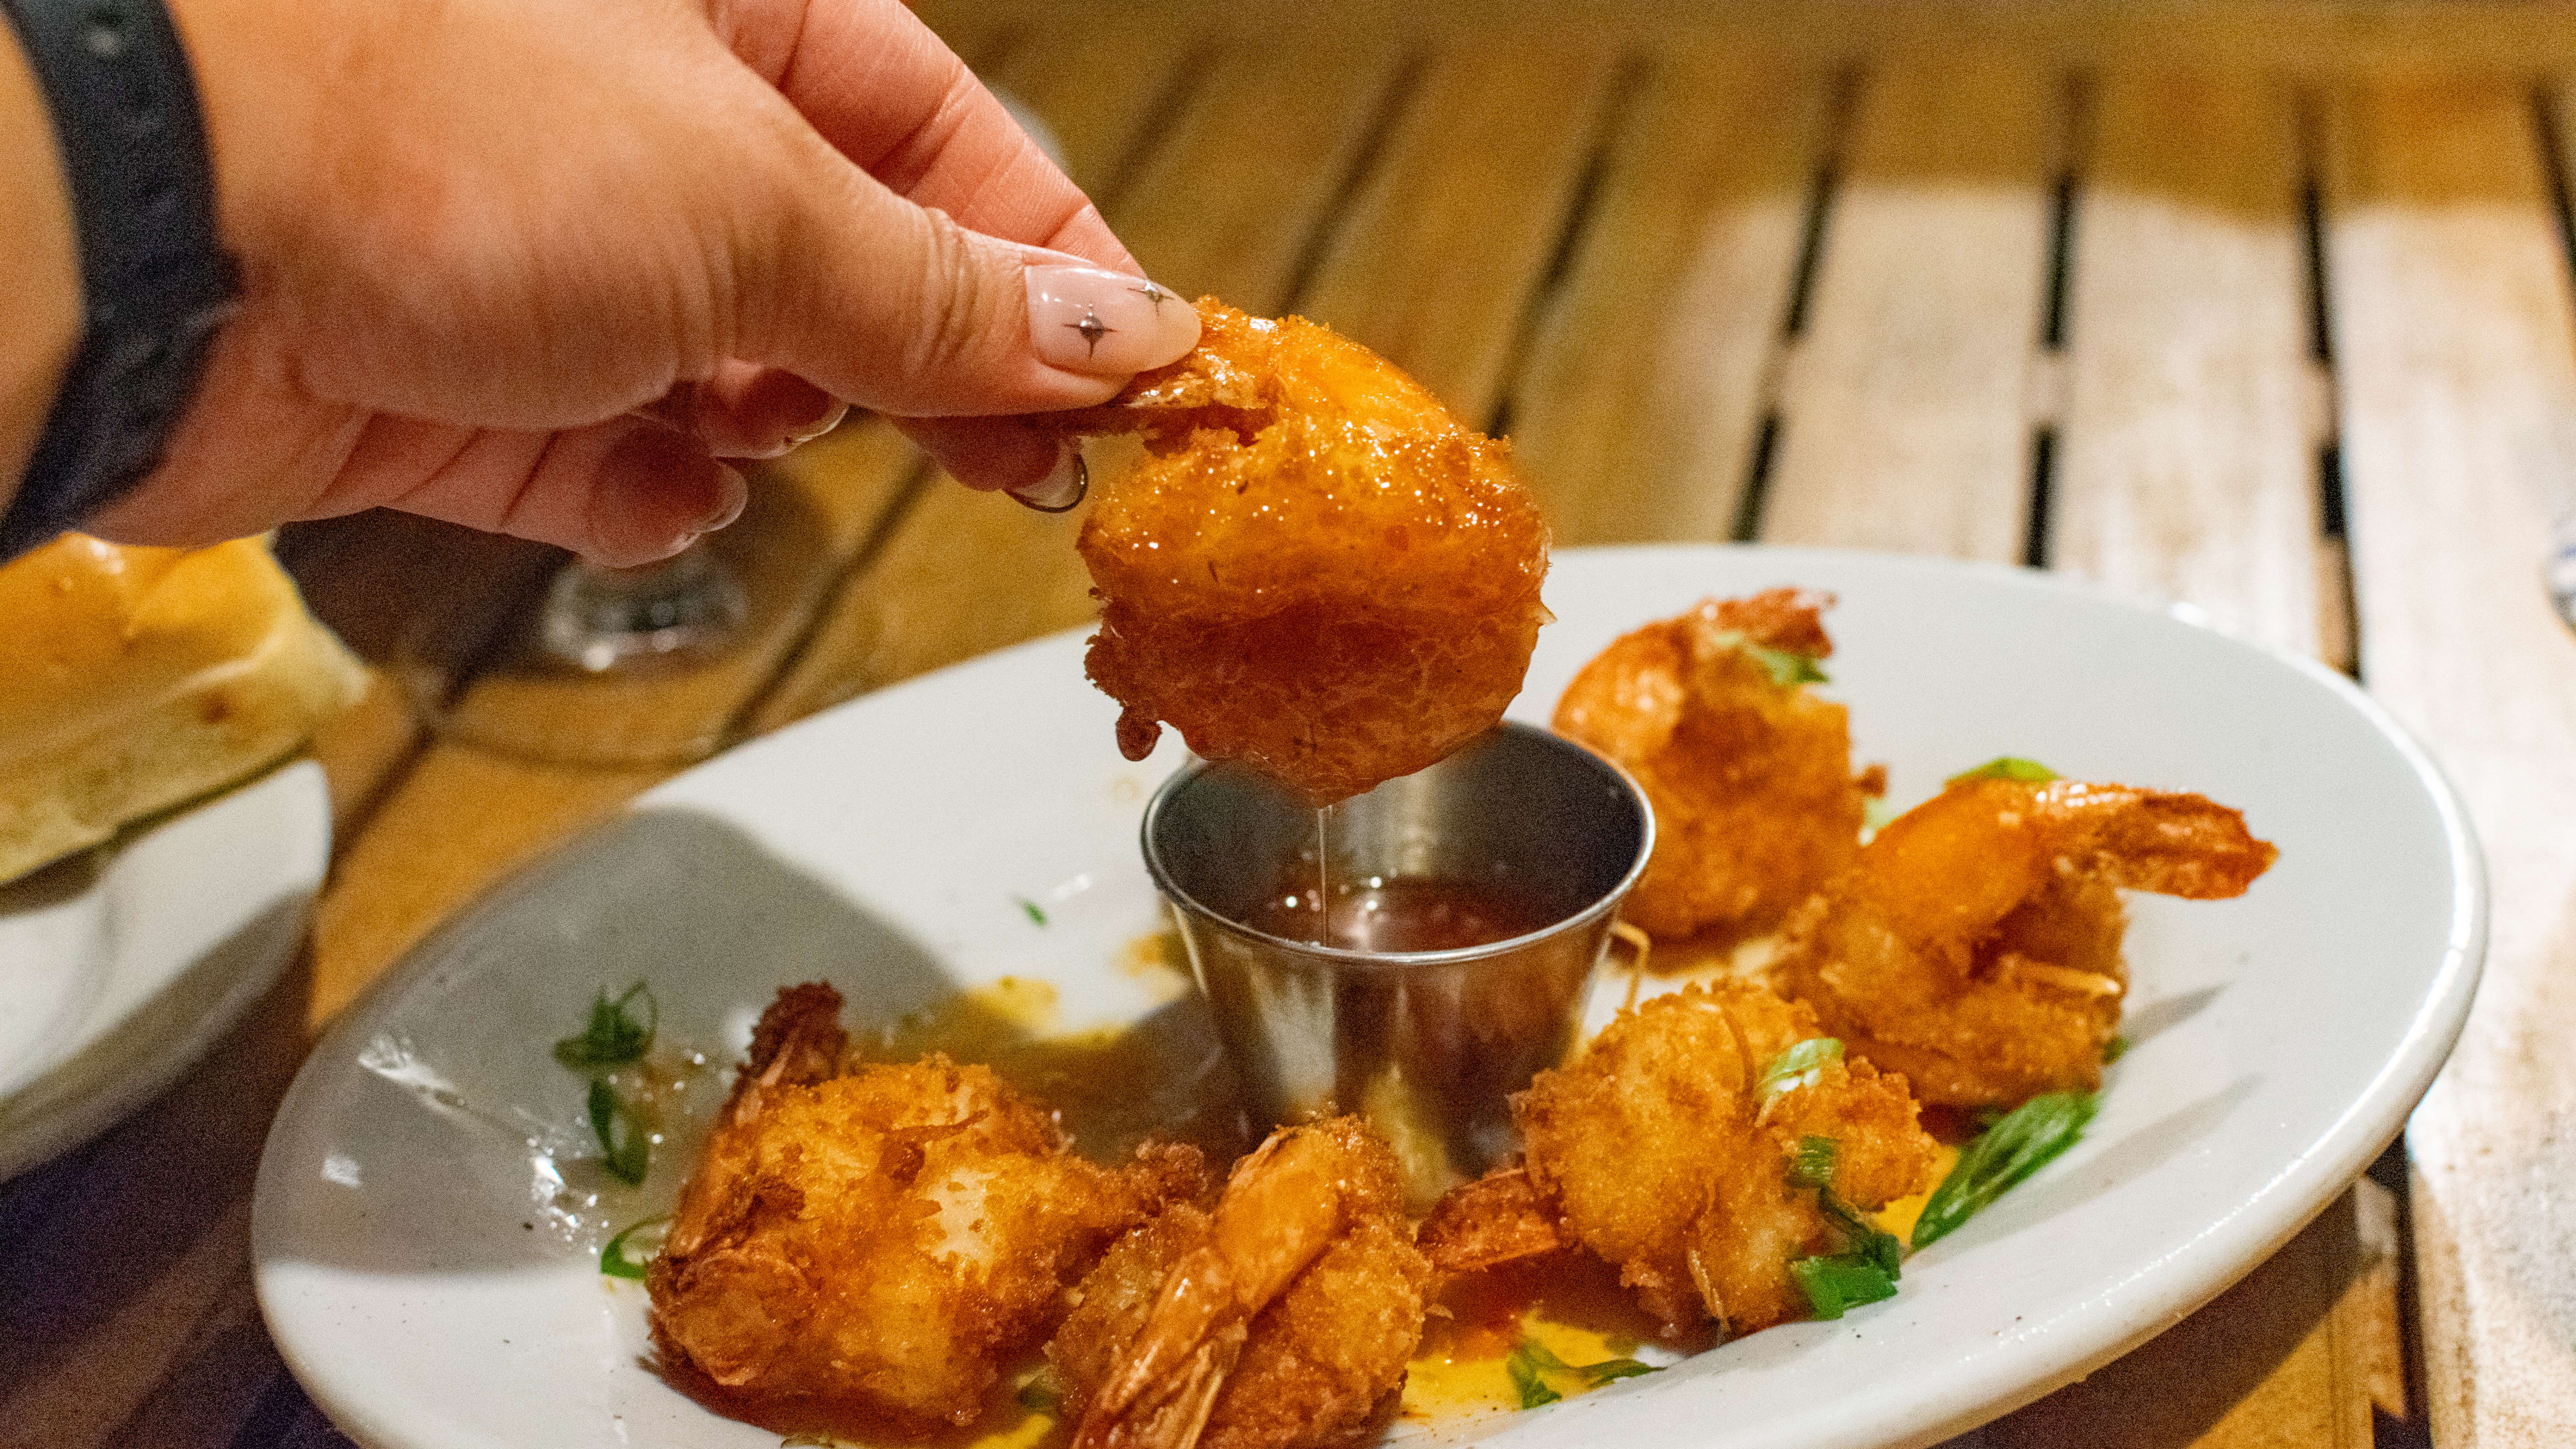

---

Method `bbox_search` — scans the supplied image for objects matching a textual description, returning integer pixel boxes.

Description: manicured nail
[786,400,849,445]
[1008,444,1088,513]
[694,464,750,535]
[1026,267,1200,375]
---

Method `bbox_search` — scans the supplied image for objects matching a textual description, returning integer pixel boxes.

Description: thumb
[749,161,1199,419]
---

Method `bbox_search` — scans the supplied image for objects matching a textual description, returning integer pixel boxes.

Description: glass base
[390,541,755,768]
[537,547,750,674]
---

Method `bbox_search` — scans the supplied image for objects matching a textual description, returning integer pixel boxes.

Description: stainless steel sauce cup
[1141,722,1652,1197]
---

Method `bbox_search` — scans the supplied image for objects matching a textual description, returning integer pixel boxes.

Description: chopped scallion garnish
[2103,1034,2131,1065]
[1756,1038,1843,1106]
[1785,1132,1904,1299]
[599,1213,670,1279]
[1947,757,2059,786]
[588,1078,653,1185]
[1911,1091,2098,1248]
[1504,1336,1655,1409]
[1016,1377,1061,1413]
[1517,1338,1656,1386]
[1016,897,1049,926]
[1789,1134,1839,1191]
[1506,1344,1562,1408]
[1746,643,1831,689]
[1791,1254,1899,1320]
[553,982,657,1070]
[1817,1185,1904,1278]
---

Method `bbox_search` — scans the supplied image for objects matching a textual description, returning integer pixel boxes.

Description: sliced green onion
[1506,1343,1563,1408]
[553,981,657,1070]
[1785,1133,1902,1277]
[1016,1378,1062,1413]
[1746,643,1831,689]
[1016,896,1049,926]
[2103,1034,2131,1065]
[1911,1091,2098,1248]
[1792,1254,1899,1320]
[599,1213,670,1279]
[588,1078,653,1185]
[1789,1135,1839,1191]
[1757,1037,1843,1106]
[1947,757,2059,786]
[1513,1338,1658,1387]
[1817,1189,1904,1278]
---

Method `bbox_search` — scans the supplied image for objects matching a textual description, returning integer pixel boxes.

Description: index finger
[721,0,1132,269]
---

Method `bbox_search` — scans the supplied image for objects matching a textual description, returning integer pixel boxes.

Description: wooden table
[13,1,2576,1444]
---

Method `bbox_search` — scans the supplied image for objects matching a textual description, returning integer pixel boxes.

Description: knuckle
[904,206,997,389]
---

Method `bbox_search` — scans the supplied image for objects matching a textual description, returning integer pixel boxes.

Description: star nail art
[1068,310,1115,358]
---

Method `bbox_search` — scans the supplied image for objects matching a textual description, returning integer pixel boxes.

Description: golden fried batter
[1415,1157,1568,1277]
[1051,1116,1432,1449]
[649,985,1201,1426]
[1513,981,1939,1338]
[1553,590,1876,941]
[1770,775,2278,1108]
[1057,300,1550,804]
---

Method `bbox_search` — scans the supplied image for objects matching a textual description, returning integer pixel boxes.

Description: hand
[80,0,1199,564]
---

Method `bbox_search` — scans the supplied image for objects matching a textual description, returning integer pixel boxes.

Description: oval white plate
[1,759,329,1180]
[254,547,2481,1449]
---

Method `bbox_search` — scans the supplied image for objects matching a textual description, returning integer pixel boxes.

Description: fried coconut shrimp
[1415,1157,1568,1277]
[1553,589,1879,941]
[1050,1116,1432,1449]
[1055,300,1550,803]
[1501,981,1939,1337]
[649,984,1201,1426]
[1770,775,2278,1109]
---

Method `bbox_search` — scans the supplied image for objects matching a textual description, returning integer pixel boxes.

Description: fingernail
[1026,267,1201,375]
[1007,444,1088,513]
[788,402,850,446]
[695,464,751,534]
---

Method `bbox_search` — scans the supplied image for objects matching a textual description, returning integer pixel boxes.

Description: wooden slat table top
[20,2,2576,1445]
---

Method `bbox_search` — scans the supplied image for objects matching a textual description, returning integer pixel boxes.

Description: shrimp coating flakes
[1058,300,1550,804]
[1512,981,1939,1338]
[648,985,1201,1427]
[1414,1157,1568,1277]
[1553,589,1877,941]
[1771,775,2279,1110]
[1051,1116,1432,1449]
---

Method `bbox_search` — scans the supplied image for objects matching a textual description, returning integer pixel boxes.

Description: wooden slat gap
[1273,45,1432,316]
[2021,70,2087,571]
[2040,70,2094,352]
[1082,34,1228,217]
[1778,68,1862,339]
[2023,425,2059,568]
[1482,49,1653,439]
[1730,66,1860,543]
[2294,83,2359,678]
[723,449,936,746]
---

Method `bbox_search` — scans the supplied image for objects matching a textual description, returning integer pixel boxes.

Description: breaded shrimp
[1415,1157,1568,1278]
[1051,1116,1431,1449]
[1053,300,1550,804]
[649,985,1201,1426]
[1770,775,2278,1108]
[1553,590,1878,941]
[1511,981,1939,1337]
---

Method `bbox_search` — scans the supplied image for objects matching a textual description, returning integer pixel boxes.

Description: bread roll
[1,534,366,883]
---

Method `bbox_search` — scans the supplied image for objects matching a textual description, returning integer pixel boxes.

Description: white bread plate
[1,536,355,1179]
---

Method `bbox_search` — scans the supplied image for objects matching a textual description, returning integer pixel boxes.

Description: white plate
[253,547,2482,1449]
[1,759,330,1180]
